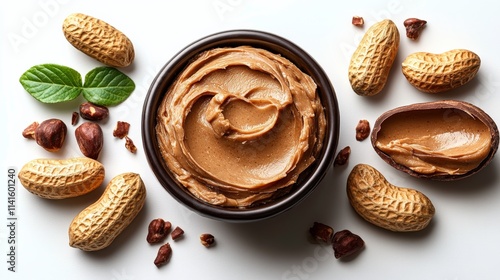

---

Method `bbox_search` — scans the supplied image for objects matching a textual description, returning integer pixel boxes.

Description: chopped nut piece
[332,229,365,259]
[22,121,39,139]
[71,112,79,126]
[334,146,351,166]
[352,16,364,26]
[154,243,172,268]
[171,226,184,240]
[403,18,427,40]
[309,222,334,244]
[147,218,172,244]
[355,119,370,141]
[113,121,130,138]
[125,136,137,153]
[200,233,215,247]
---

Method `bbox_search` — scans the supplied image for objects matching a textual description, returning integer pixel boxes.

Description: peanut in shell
[18,157,104,199]
[401,49,480,93]
[348,19,400,96]
[69,172,146,251]
[62,13,135,67]
[347,164,435,232]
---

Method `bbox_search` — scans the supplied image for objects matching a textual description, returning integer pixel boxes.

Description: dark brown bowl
[142,29,339,222]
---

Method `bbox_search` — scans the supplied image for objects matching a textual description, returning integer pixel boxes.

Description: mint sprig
[19,64,135,106]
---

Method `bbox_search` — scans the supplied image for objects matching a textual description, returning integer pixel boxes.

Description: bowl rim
[142,29,340,222]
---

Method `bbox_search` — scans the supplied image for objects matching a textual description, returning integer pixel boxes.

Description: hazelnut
[79,102,109,121]
[75,122,103,160]
[33,119,67,152]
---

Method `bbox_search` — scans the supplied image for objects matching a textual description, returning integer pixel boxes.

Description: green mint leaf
[19,64,82,103]
[82,67,135,106]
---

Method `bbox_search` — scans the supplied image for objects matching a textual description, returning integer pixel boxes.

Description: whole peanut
[68,172,146,251]
[62,13,134,67]
[348,19,399,96]
[347,164,435,232]
[401,49,480,93]
[18,157,104,199]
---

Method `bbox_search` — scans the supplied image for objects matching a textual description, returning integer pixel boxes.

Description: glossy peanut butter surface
[156,46,326,207]
[375,109,491,175]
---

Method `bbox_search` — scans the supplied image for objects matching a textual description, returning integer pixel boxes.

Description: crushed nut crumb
[125,136,137,153]
[309,222,334,244]
[171,226,184,241]
[22,121,39,139]
[200,233,215,247]
[355,119,370,141]
[352,16,364,26]
[113,121,130,139]
[71,112,79,126]
[334,146,351,166]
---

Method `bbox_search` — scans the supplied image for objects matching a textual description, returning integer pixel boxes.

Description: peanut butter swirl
[156,46,326,207]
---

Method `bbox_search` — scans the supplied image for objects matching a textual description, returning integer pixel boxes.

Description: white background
[2,1,500,279]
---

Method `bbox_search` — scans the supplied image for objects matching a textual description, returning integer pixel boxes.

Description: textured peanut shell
[18,157,104,199]
[62,13,134,67]
[402,49,480,93]
[371,100,499,181]
[348,19,399,96]
[69,172,146,251]
[347,164,435,232]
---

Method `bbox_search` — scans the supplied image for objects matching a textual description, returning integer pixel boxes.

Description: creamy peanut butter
[156,46,326,207]
[375,109,491,175]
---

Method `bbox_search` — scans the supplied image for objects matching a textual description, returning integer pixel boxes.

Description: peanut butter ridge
[375,109,491,175]
[156,46,326,207]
